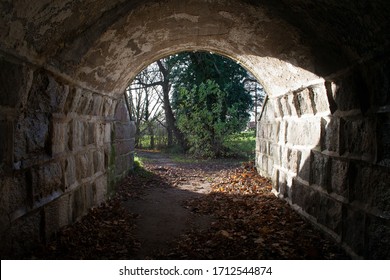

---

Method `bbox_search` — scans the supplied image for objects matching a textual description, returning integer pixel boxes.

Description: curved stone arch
[53,0,320,98]
[1,0,390,259]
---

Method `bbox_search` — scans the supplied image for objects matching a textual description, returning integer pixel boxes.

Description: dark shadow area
[2,151,348,260]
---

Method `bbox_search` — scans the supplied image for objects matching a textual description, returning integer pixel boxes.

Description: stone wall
[0,55,135,257]
[256,57,390,259]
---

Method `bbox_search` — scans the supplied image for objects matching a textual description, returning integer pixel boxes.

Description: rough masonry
[0,0,389,258]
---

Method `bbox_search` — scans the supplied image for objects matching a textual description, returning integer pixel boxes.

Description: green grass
[131,154,154,178]
[223,130,256,160]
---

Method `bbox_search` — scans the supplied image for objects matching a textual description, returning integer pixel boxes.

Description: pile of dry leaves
[155,162,348,259]
[32,159,348,260]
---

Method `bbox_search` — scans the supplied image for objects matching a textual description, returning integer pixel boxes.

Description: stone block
[92,94,104,116]
[269,143,280,165]
[278,170,288,197]
[272,168,279,192]
[260,154,269,175]
[52,121,67,155]
[293,88,314,117]
[44,194,71,239]
[69,119,84,150]
[0,120,13,169]
[368,165,390,215]
[129,137,135,152]
[258,122,278,141]
[109,100,119,116]
[27,71,68,114]
[261,101,275,121]
[341,117,376,161]
[93,175,107,204]
[291,178,319,217]
[330,158,349,198]
[114,122,133,140]
[95,123,105,146]
[85,122,95,145]
[30,162,63,201]
[103,98,113,117]
[115,154,129,177]
[281,146,290,170]
[75,152,89,181]
[377,112,390,167]
[287,94,298,116]
[267,156,274,178]
[45,76,69,113]
[297,149,311,183]
[311,84,330,114]
[348,161,373,205]
[104,123,112,143]
[84,182,96,209]
[0,58,30,108]
[14,113,50,160]
[321,117,341,153]
[281,147,301,173]
[278,95,290,117]
[310,151,331,192]
[93,149,105,174]
[63,87,82,114]
[258,140,268,154]
[366,215,390,259]
[316,193,342,235]
[287,119,321,146]
[114,100,130,121]
[288,148,301,174]
[363,57,390,108]
[0,175,27,216]
[278,120,287,144]
[333,69,369,112]
[77,90,94,115]
[70,186,86,222]
[63,156,76,190]
[266,98,281,119]
[342,207,366,256]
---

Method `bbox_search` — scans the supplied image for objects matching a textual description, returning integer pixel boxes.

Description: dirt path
[123,150,241,258]
[29,150,348,260]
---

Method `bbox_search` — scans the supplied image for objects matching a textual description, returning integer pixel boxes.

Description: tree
[176,80,243,157]
[126,51,263,155]
[170,52,254,157]
[126,65,163,148]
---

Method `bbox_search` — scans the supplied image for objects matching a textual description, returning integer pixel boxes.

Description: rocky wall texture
[0,55,135,257]
[256,57,390,259]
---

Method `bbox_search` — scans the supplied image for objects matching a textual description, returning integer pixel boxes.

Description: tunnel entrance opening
[124,50,265,160]
[1,0,389,259]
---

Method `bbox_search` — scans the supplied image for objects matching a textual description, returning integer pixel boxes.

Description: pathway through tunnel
[32,150,349,260]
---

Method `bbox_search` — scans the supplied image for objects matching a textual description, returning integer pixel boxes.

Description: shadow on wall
[256,60,390,259]
[0,57,136,258]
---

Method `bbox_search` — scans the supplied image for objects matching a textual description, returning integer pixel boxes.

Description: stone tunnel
[0,0,389,259]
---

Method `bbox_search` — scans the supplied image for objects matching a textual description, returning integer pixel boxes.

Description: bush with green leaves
[176,80,248,158]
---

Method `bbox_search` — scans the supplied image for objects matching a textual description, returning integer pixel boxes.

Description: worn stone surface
[330,158,349,198]
[0,57,30,107]
[1,0,390,260]
[342,207,366,256]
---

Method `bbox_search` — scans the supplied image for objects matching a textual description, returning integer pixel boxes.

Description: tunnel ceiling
[1,0,389,97]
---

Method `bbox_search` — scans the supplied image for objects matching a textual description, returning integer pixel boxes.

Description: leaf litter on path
[33,153,348,259]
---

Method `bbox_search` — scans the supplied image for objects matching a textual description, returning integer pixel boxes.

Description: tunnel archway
[0,0,389,259]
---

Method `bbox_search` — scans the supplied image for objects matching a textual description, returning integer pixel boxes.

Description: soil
[124,150,240,259]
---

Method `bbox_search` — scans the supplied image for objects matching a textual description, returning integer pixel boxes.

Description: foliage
[126,51,264,156]
[175,80,246,158]
[223,130,256,160]
[170,52,254,158]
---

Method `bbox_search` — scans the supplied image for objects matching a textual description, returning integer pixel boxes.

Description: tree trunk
[157,59,188,150]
